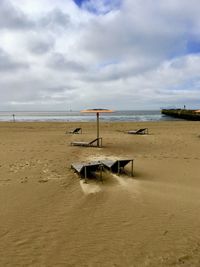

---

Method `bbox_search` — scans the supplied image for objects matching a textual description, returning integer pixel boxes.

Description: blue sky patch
[73,0,85,7]
[73,0,121,15]
[186,39,200,54]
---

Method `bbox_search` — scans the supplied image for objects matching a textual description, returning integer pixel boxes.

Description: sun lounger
[71,161,103,181]
[71,158,134,181]
[66,127,82,134]
[101,159,134,176]
[71,137,102,147]
[127,128,148,134]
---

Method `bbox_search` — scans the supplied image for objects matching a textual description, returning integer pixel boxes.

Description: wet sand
[1,121,200,266]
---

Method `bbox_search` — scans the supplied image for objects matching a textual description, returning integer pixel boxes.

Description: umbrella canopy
[81,108,113,113]
[81,108,113,147]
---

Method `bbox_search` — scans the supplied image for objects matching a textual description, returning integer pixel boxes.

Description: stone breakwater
[161,109,200,120]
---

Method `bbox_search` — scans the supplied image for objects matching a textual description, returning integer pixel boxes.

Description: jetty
[161,109,200,121]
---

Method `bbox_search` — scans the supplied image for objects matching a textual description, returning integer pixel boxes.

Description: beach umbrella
[81,108,113,147]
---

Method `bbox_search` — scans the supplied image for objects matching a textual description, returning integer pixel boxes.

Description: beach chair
[66,127,82,134]
[71,161,103,181]
[71,137,102,147]
[127,128,148,135]
[101,159,134,176]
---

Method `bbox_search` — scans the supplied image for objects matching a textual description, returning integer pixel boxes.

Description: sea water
[0,110,180,122]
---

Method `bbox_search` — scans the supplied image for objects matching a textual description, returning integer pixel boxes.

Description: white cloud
[0,0,200,110]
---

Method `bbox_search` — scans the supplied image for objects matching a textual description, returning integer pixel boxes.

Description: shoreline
[0,110,168,123]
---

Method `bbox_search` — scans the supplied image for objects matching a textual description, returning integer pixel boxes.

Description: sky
[0,0,200,111]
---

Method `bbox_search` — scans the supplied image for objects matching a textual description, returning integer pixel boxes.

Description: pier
[161,109,200,121]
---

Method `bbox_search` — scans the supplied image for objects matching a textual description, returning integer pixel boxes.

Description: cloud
[27,34,55,54]
[47,53,86,73]
[1,0,200,110]
[0,48,29,71]
[0,0,34,30]
[39,8,70,29]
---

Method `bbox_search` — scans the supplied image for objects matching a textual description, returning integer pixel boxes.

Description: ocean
[0,110,178,122]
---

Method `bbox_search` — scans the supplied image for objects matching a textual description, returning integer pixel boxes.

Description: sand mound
[80,179,102,194]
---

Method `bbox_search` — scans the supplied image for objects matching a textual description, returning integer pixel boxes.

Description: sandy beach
[1,121,200,266]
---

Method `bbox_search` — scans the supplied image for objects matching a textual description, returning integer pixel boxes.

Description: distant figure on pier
[12,114,15,122]
[184,105,186,109]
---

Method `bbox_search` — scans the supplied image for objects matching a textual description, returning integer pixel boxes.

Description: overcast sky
[0,0,200,111]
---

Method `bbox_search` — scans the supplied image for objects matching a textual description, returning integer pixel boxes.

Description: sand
[0,121,200,266]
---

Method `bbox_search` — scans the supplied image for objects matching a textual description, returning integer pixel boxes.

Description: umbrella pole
[97,112,99,147]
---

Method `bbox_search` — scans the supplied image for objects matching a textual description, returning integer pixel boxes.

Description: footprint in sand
[9,161,31,173]
[20,177,28,183]
[42,168,61,181]
[38,177,49,183]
